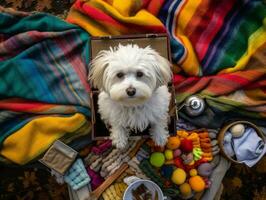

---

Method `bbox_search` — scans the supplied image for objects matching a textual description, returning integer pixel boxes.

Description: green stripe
[0,12,78,34]
[215,2,266,70]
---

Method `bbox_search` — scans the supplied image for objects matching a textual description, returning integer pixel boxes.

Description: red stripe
[147,0,165,16]
[123,22,166,33]
[174,76,204,93]
[218,73,250,85]
[188,0,234,57]
[0,99,51,112]
[196,0,235,60]
[174,71,261,95]
[188,1,218,45]
[173,74,186,86]
[141,0,151,9]
[245,76,266,90]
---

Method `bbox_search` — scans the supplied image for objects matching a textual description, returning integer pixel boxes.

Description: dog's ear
[145,47,172,87]
[89,50,111,89]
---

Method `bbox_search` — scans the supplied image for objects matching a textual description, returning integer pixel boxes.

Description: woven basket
[218,120,265,164]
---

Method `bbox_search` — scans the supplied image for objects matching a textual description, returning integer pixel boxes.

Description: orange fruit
[166,136,181,150]
[189,176,205,192]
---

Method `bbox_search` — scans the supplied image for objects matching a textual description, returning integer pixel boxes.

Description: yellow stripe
[0,113,87,165]
[112,0,134,17]
[219,27,266,74]
[178,36,200,76]
[174,0,201,76]
[88,0,164,26]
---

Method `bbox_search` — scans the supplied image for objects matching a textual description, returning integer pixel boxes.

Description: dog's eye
[116,72,124,78]
[136,71,143,78]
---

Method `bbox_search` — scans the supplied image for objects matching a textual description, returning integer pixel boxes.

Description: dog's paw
[151,130,169,147]
[112,138,128,149]
[110,133,128,149]
[110,126,129,149]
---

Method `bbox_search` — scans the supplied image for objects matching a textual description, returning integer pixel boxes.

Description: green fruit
[150,152,165,168]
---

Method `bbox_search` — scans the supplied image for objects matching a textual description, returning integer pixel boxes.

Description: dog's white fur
[89,44,172,149]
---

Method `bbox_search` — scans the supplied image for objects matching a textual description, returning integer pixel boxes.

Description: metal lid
[184,95,205,117]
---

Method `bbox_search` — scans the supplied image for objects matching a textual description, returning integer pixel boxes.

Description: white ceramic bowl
[123,179,165,200]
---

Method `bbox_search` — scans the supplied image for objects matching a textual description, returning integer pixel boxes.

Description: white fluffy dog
[89,44,172,149]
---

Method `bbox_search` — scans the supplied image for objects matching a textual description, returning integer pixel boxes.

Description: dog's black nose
[126,87,136,96]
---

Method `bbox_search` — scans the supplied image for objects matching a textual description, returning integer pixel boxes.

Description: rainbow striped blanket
[67,0,266,127]
[0,7,91,164]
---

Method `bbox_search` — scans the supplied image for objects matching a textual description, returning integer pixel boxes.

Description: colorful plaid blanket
[67,0,266,127]
[1,0,265,164]
[0,7,91,164]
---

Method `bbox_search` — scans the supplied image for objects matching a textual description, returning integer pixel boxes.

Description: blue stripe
[158,0,174,24]
[170,37,185,63]
[166,0,182,34]
[167,0,186,62]
[158,0,186,63]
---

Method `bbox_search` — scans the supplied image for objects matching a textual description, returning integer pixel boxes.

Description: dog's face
[89,44,172,106]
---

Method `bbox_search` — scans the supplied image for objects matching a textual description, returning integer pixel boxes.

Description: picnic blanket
[67,0,266,128]
[0,0,265,165]
[0,7,91,164]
